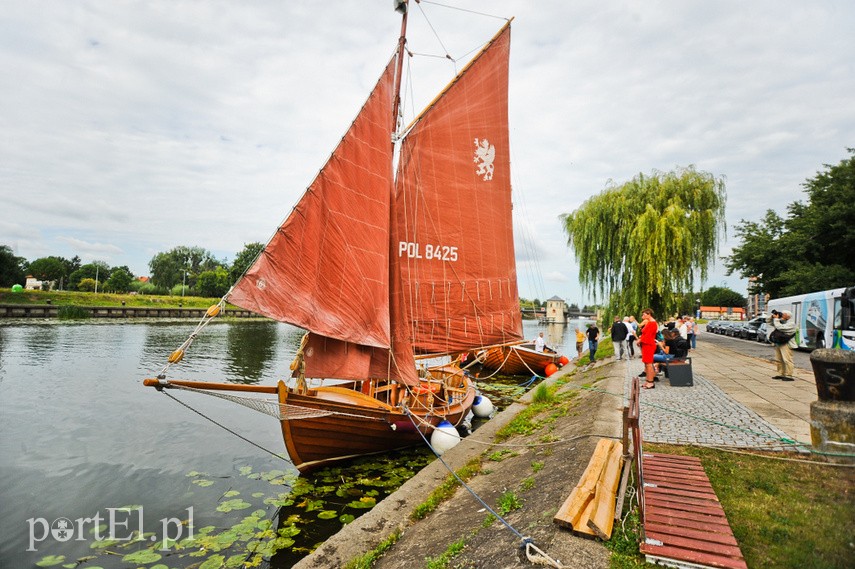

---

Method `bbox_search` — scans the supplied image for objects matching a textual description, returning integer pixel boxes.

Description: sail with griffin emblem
[145,4,521,472]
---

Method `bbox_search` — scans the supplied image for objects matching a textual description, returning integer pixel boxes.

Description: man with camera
[766,309,797,381]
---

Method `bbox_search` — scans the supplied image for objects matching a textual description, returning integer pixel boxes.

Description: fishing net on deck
[171,384,333,421]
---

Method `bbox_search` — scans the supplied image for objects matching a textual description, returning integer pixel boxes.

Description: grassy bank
[0,289,225,309]
[611,444,855,568]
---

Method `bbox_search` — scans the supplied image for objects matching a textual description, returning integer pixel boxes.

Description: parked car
[726,322,743,337]
[706,320,724,333]
[743,317,764,341]
[756,322,772,343]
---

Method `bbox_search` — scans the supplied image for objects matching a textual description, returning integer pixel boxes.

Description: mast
[392,0,409,141]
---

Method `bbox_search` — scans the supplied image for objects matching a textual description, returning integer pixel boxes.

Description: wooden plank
[645,485,719,501]
[645,530,744,558]
[588,439,624,539]
[645,521,739,547]
[646,511,732,531]
[554,438,615,531]
[640,543,748,569]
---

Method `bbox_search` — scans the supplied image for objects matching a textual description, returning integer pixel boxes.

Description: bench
[664,357,694,387]
[627,377,746,569]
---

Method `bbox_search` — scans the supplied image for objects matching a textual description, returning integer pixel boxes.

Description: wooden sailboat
[478,342,564,376]
[145,3,521,472]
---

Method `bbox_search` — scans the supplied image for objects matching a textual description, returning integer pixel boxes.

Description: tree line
[0,242,264,298]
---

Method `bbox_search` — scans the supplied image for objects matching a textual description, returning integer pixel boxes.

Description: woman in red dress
[638,308,658,389]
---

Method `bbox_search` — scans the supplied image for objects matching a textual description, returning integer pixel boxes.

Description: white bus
[766,287,855,351]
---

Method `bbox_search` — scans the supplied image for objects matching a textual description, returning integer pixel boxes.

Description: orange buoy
[558,356,570,367]
[206,305,221,317]
[544,363,558,377]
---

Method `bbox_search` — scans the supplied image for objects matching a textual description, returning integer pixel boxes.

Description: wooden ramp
[639,452,746,568]
[623,377,747,569]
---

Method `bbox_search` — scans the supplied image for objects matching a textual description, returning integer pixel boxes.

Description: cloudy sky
[2,0,853,304]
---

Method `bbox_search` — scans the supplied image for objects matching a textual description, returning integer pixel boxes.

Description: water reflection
[19,322,58,363]
[225,321,278,383]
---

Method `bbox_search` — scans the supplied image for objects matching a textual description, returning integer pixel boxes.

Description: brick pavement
[620,341,816,453]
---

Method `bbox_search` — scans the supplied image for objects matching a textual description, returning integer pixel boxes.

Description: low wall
[0,304,259,319]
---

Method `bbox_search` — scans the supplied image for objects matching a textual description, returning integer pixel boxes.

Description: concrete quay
[294,339,826,569]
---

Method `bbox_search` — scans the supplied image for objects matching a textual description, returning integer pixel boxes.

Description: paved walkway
[621,341,817,452]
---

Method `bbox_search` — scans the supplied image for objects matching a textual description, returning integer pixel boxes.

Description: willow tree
[561,167,726,320]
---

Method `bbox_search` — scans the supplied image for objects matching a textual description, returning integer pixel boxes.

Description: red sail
[230,59,396,352]
[392,23,522,356]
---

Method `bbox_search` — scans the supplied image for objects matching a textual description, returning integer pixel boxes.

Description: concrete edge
[293,358,624,569]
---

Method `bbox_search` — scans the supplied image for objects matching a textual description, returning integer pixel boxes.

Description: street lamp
[695,298,701,318]
[181,270,187,305]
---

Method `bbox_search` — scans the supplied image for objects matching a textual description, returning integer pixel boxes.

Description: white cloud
[1,0,852,300]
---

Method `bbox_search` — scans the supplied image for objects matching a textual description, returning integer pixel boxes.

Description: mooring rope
[157,389,290,463]
[404,409,565,568]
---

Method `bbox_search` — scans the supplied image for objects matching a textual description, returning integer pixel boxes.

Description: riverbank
[295,360,622,569]
[0,290,265,318]
[295,345,855,569]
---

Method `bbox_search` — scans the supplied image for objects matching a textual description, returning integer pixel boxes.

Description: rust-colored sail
[229,59,397,374]
[392,23,522,357]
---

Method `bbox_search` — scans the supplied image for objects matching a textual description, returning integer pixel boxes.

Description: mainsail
[228,58,406,381]
[392,23,522,360]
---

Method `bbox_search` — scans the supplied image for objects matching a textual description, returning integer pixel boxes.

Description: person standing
[610,316,629,360]
[575,328,585,360]
[534,331,545,353]
[586,323,600,363]
[624,317,637,358]
[767,310,797,381]
[638,309,658,389]
[686,316,697,350]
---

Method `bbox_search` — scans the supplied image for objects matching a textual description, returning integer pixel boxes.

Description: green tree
[562,166,726,320]
[230,242,264,284]
[726,149,855,297]
[69,262,110,291]
[148,246,220,289]
[0,245,28,287]
[196,267,230,298]
[27,256,68,286]
[77,277,97,292]
[105,267,134,293]
[701,286,745,308]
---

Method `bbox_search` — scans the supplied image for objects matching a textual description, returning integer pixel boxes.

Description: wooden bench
[627,377,747,569]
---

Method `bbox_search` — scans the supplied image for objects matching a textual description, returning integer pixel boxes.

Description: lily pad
[192,479,215,487]
[339,514,355,524]
[317,510,338,519]
[121,550,162,564]
[223,490,241,498]
[35,555,65,567]
[199,554,226,569]
[216,498,252,512]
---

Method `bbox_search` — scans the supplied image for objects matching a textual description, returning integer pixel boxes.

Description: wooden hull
[480,343,561,376]
[145,369,476,473]
[279,382,474,472]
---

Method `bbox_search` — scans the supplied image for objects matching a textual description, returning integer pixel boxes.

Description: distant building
[746,276,768,318]
[544,296,567,324]
[25,275,54,291]
[700,306,746,320]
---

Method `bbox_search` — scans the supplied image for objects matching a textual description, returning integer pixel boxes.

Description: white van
[766,287,855,351]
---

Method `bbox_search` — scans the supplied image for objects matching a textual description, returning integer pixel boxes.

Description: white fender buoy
[472,394,494,418]
[430,420,461,455]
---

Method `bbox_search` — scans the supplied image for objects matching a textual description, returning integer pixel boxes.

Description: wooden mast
[391,0,409,141]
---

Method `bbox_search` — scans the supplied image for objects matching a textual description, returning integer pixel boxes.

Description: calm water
[0,317,588,568]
